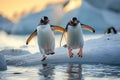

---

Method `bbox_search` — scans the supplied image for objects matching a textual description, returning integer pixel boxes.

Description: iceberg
[0,15,14,34]
[85,0,120,31]
[11,4,64,34]
[85,0,120,12]
[2,0,119,35]
[102,10,120,31]
[0,54,7,71]
[60,1,111,34]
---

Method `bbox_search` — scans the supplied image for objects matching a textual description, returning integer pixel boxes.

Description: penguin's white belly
[37,25,55,54]
[67,25,84,49]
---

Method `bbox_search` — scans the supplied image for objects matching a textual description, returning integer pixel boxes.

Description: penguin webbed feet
[77,52,82,58]
[41,58,46,61]
[41,55,47,61]
[46,52,55,55]
[78,54,82,57]
[50,52,55,55]
[69,52,74,58]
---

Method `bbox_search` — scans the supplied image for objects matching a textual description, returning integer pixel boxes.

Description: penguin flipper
[26,30,37,45]
[81,24,95,33]
[51,25,67,46]
[51,25,65,33]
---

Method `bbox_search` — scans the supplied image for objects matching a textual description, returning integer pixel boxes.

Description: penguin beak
[74,20,77,24]
[45,19,49,23]
[72,20,78,26]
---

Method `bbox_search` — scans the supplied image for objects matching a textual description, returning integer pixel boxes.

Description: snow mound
[85,0,120,31]
[85,0,120,13]
[102,10,120,31]
[0,54,7,71]
[0,34,120,66]
[0,15,14,34]
[0,49,31,66]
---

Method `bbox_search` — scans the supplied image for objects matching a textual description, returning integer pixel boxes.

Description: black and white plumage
[60,17,95,57]
[26,16,64,61]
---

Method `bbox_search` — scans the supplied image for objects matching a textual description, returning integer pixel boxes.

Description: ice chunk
[0,54,7,71]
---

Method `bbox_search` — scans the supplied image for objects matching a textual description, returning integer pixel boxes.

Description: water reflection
[38,64,120,80]
[39,64,83,80]
[39,64,55,80]
[66,64,82,80]
[0,64,120,80]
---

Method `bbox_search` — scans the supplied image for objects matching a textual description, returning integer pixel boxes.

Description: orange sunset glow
[0,0,82,22]
[0,0,65,22]
[64,0,82,12]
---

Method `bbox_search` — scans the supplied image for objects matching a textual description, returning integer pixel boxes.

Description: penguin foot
[69,52,74,58]
[50,52,55,55]
[78,53,82,58]
[78,55,82,58]
[77,50,82,58]
[41,56,47,61]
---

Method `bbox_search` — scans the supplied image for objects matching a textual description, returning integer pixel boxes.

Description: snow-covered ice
[0,34,120,66]
[0,54,7,71]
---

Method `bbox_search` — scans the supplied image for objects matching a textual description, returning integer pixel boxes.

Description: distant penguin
[104,27,117,34]
[60,17,95,57]
[26,16,64,61]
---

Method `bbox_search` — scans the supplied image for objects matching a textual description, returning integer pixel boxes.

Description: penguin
[26,16,65,61]
[60,17,95,57]
[104,26,117,34]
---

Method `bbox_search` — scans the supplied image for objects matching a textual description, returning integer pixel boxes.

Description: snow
[85,0,120,12]
[0,34,120,66]
[84,0,120,31]
[0,54,7,71]
[101,10,120,31]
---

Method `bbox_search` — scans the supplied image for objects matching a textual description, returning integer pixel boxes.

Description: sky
[0,0,82,22]
[0,0,65,22]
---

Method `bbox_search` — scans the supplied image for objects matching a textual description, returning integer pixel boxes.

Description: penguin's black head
[40,16,49,25]
[70,17,78,26]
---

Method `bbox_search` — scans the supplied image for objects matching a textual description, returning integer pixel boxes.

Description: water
[0,64,120,80]
[0,33,120,80]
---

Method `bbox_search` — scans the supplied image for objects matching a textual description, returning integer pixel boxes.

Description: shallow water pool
[0,64,120,80]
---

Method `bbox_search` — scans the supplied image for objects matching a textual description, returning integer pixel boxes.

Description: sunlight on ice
[84,77,120,80]
[64,0,82,12]
[0,31,103,53]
